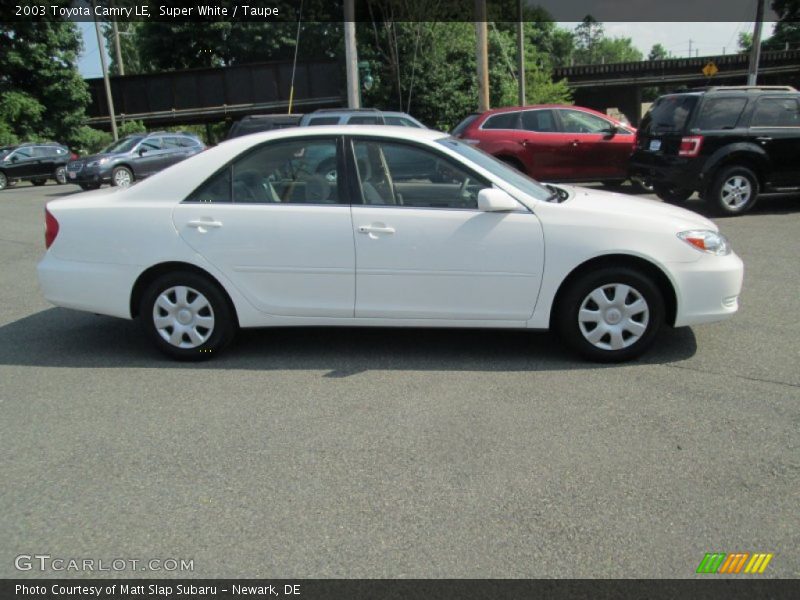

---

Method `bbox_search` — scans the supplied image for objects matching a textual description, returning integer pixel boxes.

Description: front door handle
[756,136,772,143]
[187,219,223,231]
[570,139,580,147]
[358,224,395,236]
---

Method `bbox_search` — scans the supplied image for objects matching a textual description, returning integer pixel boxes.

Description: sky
[77,21,771,79]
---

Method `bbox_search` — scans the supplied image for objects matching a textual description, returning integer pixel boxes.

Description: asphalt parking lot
[0,181,798,579]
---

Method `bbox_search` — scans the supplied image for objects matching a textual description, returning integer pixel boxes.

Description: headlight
[677,230,731,256]
[87,157,110,168]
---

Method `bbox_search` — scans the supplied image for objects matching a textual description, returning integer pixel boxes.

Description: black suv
[630,86,800,215]
[0,142,74,190]
[67,131,205,190]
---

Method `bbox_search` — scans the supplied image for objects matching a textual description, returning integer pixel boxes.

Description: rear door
[173,136,356,318]
[748,96,800,187]
[517,109,573,180]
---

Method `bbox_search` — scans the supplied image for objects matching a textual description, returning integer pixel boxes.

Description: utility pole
[93,2,118,140]
[111,20,124,76]
[747,0,765,85]
[516,0,525,106]
[688,39,693,58]
[343,0,360,108]
[475,0,489,111]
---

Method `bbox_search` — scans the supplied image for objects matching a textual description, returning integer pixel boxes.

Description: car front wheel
[140,272,236,361]
[709,165,758,216]
[0,171,7,191]
[556,267,664,362]
[112,166,134,187]
[55,166,67,185]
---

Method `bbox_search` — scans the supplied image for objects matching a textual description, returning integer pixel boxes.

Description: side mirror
[477,188,520,212]
[10,155,18,163]
[603,124,619,136]
[138,147,148,156]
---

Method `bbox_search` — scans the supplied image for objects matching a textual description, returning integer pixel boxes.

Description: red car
[452,105,641,186]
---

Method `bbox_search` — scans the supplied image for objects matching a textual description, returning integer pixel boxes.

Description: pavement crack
[661,363,800,390]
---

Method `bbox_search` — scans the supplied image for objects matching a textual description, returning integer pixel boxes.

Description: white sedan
[37,126,743,362]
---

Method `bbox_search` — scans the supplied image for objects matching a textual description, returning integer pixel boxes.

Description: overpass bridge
[85,58,345,129]
[553,49,800,125]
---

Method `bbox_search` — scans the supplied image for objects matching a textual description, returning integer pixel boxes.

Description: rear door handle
[187,219,223,230]
[358,225,395,234]
[756,136,772,143]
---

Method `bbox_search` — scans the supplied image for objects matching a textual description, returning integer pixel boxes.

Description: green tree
[648,43,668,60]
[572,16,643,65]
[767,0,800,49]
[0,16,90,146]
[102,21,142,75]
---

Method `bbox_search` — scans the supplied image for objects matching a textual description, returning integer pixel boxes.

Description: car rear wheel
[709,165,758,216]
[140,271,236,361]
[112,166,133,187]
[0,171,7,191]
[555,267,664,362]
[653,184,692,204]
[31,179,47,186]
[54,166,67,185]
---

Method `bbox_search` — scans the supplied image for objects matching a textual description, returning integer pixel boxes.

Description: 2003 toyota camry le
[37,126,743,362]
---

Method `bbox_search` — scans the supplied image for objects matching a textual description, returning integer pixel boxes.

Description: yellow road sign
[702,61,719,77]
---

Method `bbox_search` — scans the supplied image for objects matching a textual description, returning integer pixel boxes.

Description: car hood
[557,185,717,231]
[72,153,118,164]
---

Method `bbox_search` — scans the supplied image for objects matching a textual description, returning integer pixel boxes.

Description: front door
[173,136,356,318]
[349,138,544,321]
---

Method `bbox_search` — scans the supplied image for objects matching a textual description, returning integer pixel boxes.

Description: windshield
[437,137,553,202]
[101,137,142,154]
[641,95,699,134]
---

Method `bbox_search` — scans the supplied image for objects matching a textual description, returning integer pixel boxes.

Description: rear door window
[694,97,747,130]
[482,112,520,130]
[307,117,340,126]
[520,110,557,133]
[347,116,382,125]
[751,97,800,127]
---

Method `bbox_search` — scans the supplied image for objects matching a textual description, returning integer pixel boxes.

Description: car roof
[221,124,444,145]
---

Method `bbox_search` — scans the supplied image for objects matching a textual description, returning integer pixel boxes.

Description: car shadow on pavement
[0,308,697,374]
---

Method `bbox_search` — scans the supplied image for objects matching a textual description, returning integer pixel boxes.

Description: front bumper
[66,165,113,185]
[668,251,744,327]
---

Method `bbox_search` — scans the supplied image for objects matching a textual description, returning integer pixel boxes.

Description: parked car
[66,131,205,190]
[226,114,303,139]
[299,108,426,128]
[299,109,431,182]
[38,126,742,363]
[0,142,75,190]
[630,85,800,215]
[451,105,646,187]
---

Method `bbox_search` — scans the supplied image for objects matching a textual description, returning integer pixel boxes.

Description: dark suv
[630,86,800,215]
[0,142,74,190]
[67,131,205,190]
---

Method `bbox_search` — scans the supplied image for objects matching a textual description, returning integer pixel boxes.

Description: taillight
[678,135,703,157]
[45,208,59,249]
[70,152,78,160]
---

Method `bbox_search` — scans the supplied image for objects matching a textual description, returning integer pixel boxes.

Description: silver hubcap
[578,283,650,351]
[56,167,66,183]
[153,286,215,349]
[0,173,6,188]
[721,176,752,209]
[114,169,132,187]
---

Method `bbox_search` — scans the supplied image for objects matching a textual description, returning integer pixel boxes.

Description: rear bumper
[629,152,703,191]
[668,252,744,327]
[37,253,138,319]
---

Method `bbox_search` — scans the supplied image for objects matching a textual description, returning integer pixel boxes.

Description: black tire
[111,165,134,187]
[631,177,654,193]
[79,183,101,191]
[54,166,67,185]
[139,271,237,361]
[708,165,759,216]
[653,183,692,204]
[0,171,7,191]
[555,267,665,363]
[31,179,47,186]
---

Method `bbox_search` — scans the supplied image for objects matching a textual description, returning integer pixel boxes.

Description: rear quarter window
[751,97,800,127]
[693,97,747,130]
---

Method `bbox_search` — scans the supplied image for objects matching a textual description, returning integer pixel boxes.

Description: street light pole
[475,0,489,111]
[93,2,118,140]
[747,0,765,85]
[517,0,525,106]
[344,0,360,108]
